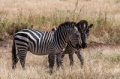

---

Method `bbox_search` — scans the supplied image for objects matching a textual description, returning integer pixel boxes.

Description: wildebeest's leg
[56,53,64,70]
[48,52,55,74]
[75,50,84,68]
[69,52,74,66]
[17,50,27,70]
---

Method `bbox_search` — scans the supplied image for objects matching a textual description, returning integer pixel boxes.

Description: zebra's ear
[51,27,57,31]
[88,24,93,28]
[74,26,78,31]
[83,23,88,30]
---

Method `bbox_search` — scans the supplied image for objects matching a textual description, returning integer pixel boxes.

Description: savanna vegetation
[0,0,120,44]
[0,0,120,79]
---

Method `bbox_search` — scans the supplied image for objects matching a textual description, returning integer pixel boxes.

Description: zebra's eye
[75,33,80,38]
[86,29,89,34]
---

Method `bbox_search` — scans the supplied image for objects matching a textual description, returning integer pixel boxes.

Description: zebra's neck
[54,30,69,51]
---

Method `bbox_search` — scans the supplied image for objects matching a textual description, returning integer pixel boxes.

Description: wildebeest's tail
[12,39,18,69]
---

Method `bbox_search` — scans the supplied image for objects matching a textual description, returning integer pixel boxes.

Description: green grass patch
[104,54,120,63]
[0,9,120,45]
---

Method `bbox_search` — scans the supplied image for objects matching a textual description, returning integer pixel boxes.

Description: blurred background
[0,0,120,45]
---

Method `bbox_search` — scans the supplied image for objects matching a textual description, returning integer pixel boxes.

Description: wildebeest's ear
[89,24,93,28]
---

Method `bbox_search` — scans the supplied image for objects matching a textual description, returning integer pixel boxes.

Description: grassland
[0,0,120,44]
[0,43,120,79]
[0,0,120,79]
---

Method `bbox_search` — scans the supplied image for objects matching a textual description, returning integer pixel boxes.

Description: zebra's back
[14,29,54,55]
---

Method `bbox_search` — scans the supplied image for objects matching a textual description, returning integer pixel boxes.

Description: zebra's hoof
[49,69,53,75]
[12,65,16,69]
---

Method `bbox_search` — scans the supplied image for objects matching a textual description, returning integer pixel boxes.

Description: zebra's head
[76,20,93,48]
[68,25,82,50]
[54,21,82,50]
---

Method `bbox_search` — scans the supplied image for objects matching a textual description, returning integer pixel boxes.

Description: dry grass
[0,44,120,79]
[0,0,120,79]
[0,0,120,44]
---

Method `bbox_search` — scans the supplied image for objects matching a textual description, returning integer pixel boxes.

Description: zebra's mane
[57,21,76,30]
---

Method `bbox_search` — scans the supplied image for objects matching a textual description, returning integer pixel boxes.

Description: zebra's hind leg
[12,40,18,69]
[12,57,18,69]
[17,51,27,70]
[48,53,55,74]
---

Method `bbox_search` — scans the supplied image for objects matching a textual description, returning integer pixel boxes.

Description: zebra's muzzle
[82,42,87,49]
[75,44,82,50]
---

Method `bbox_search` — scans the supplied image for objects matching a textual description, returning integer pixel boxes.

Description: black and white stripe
[53,20,93,68]
[12,21,82,73]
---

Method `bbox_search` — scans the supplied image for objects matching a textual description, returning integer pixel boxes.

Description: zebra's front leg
[61,54,65,69]
[69,52,74,66]
[17,51,27,70]
[56,53,64,70]
[75,50,84,68]
[48,53,55,74]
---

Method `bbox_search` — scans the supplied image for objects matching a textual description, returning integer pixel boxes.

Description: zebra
[12,21,83,73]
[52,20,93,68]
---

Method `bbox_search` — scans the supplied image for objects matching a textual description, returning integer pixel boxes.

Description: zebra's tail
[12,39,18,69]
